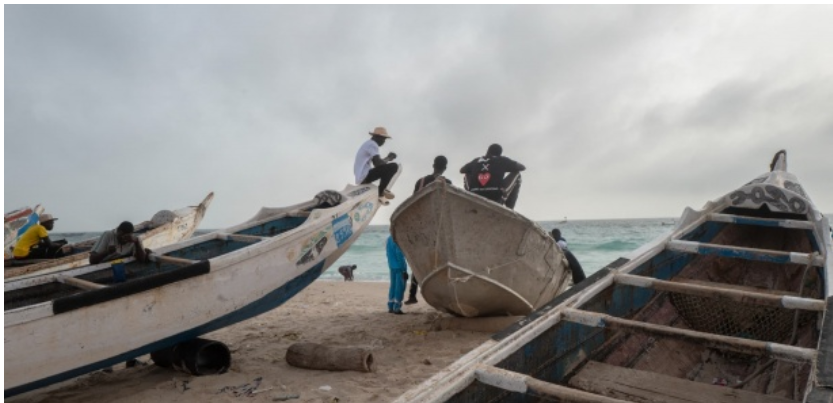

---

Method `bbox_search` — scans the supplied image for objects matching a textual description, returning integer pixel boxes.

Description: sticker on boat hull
[352,202,375,224]
[332,214,353,247]
[295,230,330,266]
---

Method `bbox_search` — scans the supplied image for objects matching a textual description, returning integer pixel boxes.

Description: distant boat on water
[559,216,568,224]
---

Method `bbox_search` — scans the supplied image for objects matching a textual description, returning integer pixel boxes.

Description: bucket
[111,260,126,283]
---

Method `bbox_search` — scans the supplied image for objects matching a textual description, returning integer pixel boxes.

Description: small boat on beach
[391,180,571,317]
[4,205,45,260]
[4,184,389,397]
[395,150,833,403]
[4,192,215,279]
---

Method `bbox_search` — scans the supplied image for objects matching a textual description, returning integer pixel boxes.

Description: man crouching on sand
[338,264,357,281]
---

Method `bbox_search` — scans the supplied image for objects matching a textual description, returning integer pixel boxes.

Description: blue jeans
[388,267,406,312]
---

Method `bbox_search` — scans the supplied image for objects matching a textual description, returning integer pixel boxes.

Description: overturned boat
[4,184,388,397]
[391,180,571,317]
[4,192,215,279]
[395,150,833,403]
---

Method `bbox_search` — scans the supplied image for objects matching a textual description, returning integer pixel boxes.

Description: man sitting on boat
[460,144,525,209]
[354,126,399,205]
[89,221,150,265]
[12,214,67,260]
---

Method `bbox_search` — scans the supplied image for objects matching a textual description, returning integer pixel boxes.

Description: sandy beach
[9,281,493,403]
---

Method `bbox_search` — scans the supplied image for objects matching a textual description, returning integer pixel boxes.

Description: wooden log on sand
[285,343,375,372]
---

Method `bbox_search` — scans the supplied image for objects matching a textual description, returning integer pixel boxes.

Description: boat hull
[391,182,569,317]
[4,185,384,396]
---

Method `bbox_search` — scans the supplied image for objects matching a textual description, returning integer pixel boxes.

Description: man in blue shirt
[386,235,408,314]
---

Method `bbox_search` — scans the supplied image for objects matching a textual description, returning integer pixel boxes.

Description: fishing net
[670,292,816,343]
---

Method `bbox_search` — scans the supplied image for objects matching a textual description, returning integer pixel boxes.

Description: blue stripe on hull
[6,260,327,398]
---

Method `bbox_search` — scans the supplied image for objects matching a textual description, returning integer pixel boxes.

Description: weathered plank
[569,361,794,403]
[614,273,825,311]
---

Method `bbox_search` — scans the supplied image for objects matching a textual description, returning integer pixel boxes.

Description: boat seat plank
[474,364,630,403]
[150,255,199,266]
[569,361,794,403]
[614,273,825,311]
[562,308,816,363]
[57,275,106,291]
[708,213,816,230]
[666,239,824,267]
[287,211,311,217]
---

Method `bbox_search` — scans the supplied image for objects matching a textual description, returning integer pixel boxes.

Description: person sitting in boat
[89,221,150,265]
[12,214,67,260]
[550,228,586,285]
[354,126,399,205]
[460,144,525,209]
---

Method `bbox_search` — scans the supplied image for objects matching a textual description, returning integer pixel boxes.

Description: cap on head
[433,155,448,169]
[487,144,502,157]
[369,126,391,139]
[39,213,57,223]
[117,221,135,234]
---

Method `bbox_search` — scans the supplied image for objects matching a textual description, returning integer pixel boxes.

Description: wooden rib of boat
[4,184,388,397]
[394,150,833,403]
[390,180,570,317]
[3,193,215,279]
[4,205,45,260]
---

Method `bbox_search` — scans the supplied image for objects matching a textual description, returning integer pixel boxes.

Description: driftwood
[285,343,374,372]
[433,316,523,333]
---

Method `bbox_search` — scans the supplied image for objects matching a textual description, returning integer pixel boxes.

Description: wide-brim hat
[40,213,57,223]
[369,126,391,138]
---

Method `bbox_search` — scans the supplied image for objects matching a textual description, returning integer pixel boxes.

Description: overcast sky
[5,5,833,232]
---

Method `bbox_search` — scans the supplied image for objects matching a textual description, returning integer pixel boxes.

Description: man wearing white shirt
[354,126,400,204]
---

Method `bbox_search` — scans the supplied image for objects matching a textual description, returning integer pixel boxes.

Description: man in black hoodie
[460,144,525,209]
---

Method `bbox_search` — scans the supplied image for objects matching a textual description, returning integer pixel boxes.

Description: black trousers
[20,241,66,260]
[408,273,419,300]
[465,172,522,209]
[361,163,400,196]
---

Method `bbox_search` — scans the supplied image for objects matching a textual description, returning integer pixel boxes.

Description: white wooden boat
[390,181,571,317]
[4,184,388,397]
[4,205,45,260]
[394,151,833,403]
[4,193,215,278]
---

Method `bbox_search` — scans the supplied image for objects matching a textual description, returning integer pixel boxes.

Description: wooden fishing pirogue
[391,180,570,317]
[395,150,833,403]
[4,184,389,397]
[4,192,215,278]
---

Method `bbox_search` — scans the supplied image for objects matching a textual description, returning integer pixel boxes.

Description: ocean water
[54,217,675,282]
